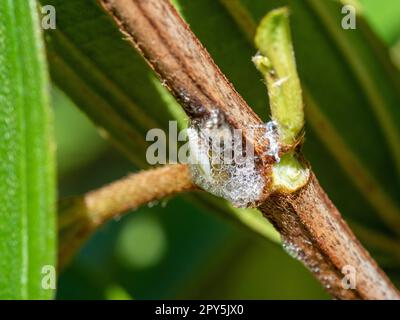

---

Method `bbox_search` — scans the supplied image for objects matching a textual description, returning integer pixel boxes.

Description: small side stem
[58,164,196,268]
[84,164,195,227]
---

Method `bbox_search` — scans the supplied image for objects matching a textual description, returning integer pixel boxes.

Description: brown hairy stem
[58,164,196,268]
[84,164,195,227]
[261,172,398,299]
[97,0,400,299]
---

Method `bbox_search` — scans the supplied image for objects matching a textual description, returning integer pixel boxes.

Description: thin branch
[84,164,195,226]
[97,0,400,299]
[58,164,196,268]
[261,173,398,299]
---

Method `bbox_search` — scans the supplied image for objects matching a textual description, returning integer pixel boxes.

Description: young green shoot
[253,7,309,193]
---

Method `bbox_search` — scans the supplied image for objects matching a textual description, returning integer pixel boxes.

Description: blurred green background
[53,0,400,299]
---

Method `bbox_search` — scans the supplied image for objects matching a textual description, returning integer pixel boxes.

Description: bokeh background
[53,0,400,299]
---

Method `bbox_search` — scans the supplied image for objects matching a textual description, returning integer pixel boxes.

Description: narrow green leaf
[0,0,56,299]
[219,0,257,43]
[359,0,400,45]
[308,0,400,182]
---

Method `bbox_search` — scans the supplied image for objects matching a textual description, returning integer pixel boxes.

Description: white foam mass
[187,109,267,208]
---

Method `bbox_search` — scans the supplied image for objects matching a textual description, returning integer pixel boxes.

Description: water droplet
[147,200,159,208]
[282,239,303,260]
[161,199,169,208]
[260,121,280,162]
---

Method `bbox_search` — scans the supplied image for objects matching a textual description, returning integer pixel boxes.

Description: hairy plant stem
[97,0,400,299]
[261,172,398,299]
[58,164,196,269]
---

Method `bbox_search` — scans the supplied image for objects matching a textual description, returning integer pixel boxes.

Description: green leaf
[308,0,400,187]
[359,0,400,45]
[0,0,56,299]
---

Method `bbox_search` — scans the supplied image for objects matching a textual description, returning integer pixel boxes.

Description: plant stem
[97,0,400,299]
[58,164,196,268]
[261,172,398,299]
[85,164,195,226]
